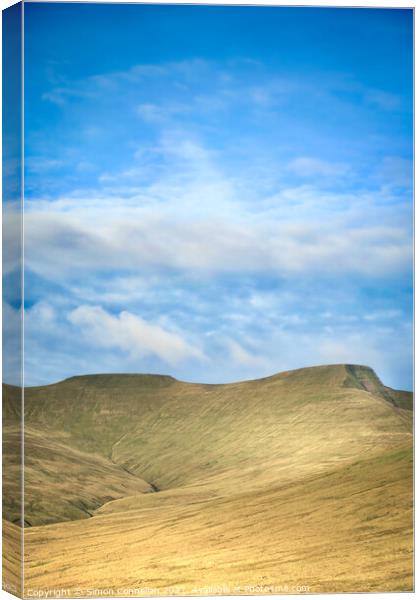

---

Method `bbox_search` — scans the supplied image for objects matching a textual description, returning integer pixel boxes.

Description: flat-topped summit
[20,362,407,391]
[59,372,178,389]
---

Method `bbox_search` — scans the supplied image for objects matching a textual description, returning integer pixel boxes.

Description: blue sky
[12,3,413,388]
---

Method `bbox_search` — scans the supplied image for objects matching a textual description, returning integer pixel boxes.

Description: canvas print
[2,2,413,597]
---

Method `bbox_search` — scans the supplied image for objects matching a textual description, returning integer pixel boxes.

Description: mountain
[2,364,413,594]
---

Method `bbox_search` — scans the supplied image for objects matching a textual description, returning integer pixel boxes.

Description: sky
[5,3,413,388]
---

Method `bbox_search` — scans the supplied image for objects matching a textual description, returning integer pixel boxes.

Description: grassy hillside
[2,364,413,594]
[3,426,153,525]
[24,445,413,594]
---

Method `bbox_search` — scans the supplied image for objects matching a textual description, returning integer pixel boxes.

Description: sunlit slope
[110,364,411,492]
[25,445,413,594]
[3,364,413,593]
[3,364,412,526]
[2,521,22,598]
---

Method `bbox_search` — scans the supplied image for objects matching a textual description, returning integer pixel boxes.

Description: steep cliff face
[344,364,413,410]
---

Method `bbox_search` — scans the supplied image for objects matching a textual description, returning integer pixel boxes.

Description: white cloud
[3,207,22,276]
[68,305,205,365]
[375,156,413,189]
[316,336,384,372]
[23,205,411,280]
[28,301,57,325]
[3,302,22,385]
[42,63,168,105]
[26,157,64,172]
[136,102,190,124]
[136,103,167,123]
[22,127,411,284]
[225,338,269,370]
[363,309,402,322]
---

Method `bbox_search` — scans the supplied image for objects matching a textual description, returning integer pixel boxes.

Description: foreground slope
[24,445,412,594]
[2,364,413,594]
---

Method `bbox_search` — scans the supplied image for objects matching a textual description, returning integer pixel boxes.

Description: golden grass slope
[2,521,22,598]
[2,364,414,595]
[24,445,413,595]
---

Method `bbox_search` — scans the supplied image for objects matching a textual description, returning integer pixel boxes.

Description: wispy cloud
[23,204,411,280]
[22,46,413,389]
[68,305,205,365]
[225,338,269,370]
[287,157,350,178]
[365,89,402,111]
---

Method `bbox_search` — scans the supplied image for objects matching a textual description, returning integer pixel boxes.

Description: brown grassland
[2,364,413,596]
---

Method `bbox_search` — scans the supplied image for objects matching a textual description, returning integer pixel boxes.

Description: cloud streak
[68,305,205,365]
[23,205,411,280]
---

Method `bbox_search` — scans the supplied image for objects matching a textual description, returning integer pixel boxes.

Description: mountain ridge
[3,362,412,527]
[5,362,411,391]
[2,362,413,593]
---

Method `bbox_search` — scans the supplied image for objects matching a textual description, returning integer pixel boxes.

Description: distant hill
[2,364,413,593]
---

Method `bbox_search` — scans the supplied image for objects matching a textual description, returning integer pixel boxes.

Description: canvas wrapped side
[2,2,23,597]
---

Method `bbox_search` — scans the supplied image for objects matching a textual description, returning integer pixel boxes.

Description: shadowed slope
[3,426,153,526]
[344,364,413,410]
